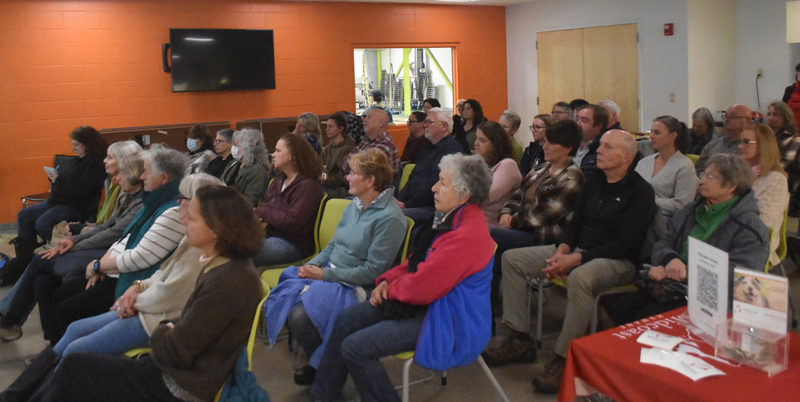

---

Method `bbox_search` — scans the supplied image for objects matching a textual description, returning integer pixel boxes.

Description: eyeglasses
[529,125,547,131]
[699,172,716,181]
[178,195,191,203]
[740,139,757,145]
[408,120,421,124]
[551,110,566,115]
[423,119,439,125]
[213,139,226,144]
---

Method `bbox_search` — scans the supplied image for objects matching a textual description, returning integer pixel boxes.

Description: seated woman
[737,122,790,266]
[231,128,271,206]
[767,101,800,213]
[38,144,188,344]
[320,111,355,197]
[609,154,770,324]
[688,107,716,155]
[311,153,495,402]
[635,115,699,237]
[0,174,223,401]
[519,114,554,175]
[27,186,263,402]
[295,112,323,154]
[265,148,407,385]
[489,120,584,312]
[474,121,522,225]
[0,149,145,342]
[2,126,108,285]
[186,124,217,173]
[253,133,324,266]
[461,99,486,152]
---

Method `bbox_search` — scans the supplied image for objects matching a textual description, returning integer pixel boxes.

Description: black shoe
[481,332,537,366]
[532,355,566,394]
[294,365,316,386]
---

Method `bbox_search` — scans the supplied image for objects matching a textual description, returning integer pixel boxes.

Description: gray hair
[706,154,754,194]
[118,152,144,186]
[553,102,573,119]
[216,128,234,143]
[178,173,224,199]
[429,107,454,133]
[691,106,715,130]
[108,140,142,162]
[143,144,188,182]
[598,100,621,118]
[438,153,492,205]
[500,110,522,131]
[233,128,271,170]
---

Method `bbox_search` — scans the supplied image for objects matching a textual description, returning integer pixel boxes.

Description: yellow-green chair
[687,153,700,165]
[398,163,415,192]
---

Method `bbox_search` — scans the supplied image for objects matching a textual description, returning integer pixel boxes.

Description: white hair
[598,100,621,118]
[428,107,454,132]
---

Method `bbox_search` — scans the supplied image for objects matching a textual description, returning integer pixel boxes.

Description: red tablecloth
[560,308,800,401]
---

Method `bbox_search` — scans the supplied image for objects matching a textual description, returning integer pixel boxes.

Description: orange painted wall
[0,0,508,223]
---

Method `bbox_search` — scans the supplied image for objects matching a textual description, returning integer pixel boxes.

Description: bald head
[597,130,638,174]
[723,104,752,140]
[364,108,389,139]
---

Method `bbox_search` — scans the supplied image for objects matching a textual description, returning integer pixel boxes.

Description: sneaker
[532,355,566,394]
[294,364,316,385]
[0,324,22,342]
[481,333,537,366]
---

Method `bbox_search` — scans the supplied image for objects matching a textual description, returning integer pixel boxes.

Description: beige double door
[538,24,639,131]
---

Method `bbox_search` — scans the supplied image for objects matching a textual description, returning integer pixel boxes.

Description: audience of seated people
[635,115,699,237]
[186,124,217,173]
[2,127,108,286]
[17,186,264,402]
[39,145,188,344]
[474,121,522,226]
[294,112,323,154]
[252,133,324,266]
[737,122,790,266]
[574,104,609,177]
[421,97,440,114]
[498,110,524,164]
[231,128,271,206]
[0,143,144,342]
[695,103,752,174]
[342,108,399,175]
[519,113,554,175]
[483,130,655,393]
[488,119,584,314]
[311,153,495,402]
[265,148,408,386]
[320,111,356,197]
[5,95,797,400]
[400,110,431,163]
[608,154,769,324]
[395,107,462,226]
[688,106,717,155]
[204,128,238,185]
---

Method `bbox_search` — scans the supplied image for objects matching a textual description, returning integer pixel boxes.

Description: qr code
[697,266,718,310]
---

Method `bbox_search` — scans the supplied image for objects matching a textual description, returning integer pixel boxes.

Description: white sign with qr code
[687,237,729,338]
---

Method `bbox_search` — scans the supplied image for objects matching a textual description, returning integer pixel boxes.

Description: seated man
[598,99,623,131]
[395,107,462,224]
[204,128,237,185]
[482,130,656,394]
[574,104,609,178]
[343,108,399,175]
[695,103,752,175]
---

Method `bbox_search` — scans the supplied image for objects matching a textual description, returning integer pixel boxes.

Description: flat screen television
[165,29,275,92]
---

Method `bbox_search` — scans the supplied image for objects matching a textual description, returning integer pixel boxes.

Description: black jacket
[48,154,107,216]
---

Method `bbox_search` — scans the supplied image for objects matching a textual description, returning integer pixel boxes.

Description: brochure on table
[731,268,788,335]
[687,238,728,340]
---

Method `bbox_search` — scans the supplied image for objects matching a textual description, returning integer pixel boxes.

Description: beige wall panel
[537,29,585,115]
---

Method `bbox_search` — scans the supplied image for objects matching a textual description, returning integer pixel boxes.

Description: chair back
[395,216,415,264]
[766,207,789,272]
[687,154,700,165]
[317,198,351,251]
[399,163,415,191]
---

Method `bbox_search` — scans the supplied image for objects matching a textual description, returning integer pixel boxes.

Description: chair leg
[476,356,511,402]
[536,279,544,349]
[441,370,447,386]
[402,358,413,402]
[779,264,798,328]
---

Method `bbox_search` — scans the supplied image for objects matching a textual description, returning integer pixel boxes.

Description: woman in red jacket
[311,153,496,402]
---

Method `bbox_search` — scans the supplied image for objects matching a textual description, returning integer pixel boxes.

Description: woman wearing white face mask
[230,128,271,205]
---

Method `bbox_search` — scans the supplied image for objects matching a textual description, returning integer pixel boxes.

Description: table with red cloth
[559,307,800,401]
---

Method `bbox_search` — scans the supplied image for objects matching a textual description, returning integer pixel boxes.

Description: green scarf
[680,195,739,262]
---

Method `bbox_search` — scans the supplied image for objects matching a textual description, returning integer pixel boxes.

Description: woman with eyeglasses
[737,122,790,266]
[519,114,554,175]
[608,154,769,324]
[635,116,698,237]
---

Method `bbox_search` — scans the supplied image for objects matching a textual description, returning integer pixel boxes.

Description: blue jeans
[54,310,149,358]
[17,200,84,241]
[311,301,425,402]
[489,226,538,313]
[252,236,304,266]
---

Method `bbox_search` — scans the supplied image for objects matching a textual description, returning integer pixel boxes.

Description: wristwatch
[133,280,145,293]
[92,260,100,273]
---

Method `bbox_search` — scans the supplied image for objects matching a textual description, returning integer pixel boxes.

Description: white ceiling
[289,0,535,7]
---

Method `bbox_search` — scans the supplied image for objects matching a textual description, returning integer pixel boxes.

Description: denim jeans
[311,301,425,402]
[252,236,304,266]
[17,201,84,241]
[54,310,149,358]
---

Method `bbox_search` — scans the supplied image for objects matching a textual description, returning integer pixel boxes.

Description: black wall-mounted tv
[164,29,275,92]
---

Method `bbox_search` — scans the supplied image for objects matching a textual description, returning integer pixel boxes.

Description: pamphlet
[731,268,788,335]
[687,238,728,339]
[640,348,725,381]
[637,330,683,350]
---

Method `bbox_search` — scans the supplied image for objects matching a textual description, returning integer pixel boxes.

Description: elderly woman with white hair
[231,128,271,205]
[0,174,226,401]
[312,153,496,402]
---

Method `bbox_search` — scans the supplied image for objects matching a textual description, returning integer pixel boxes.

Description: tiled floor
[1,231,798,401]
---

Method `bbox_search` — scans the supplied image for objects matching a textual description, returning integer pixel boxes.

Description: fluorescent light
[185,37,214,42]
